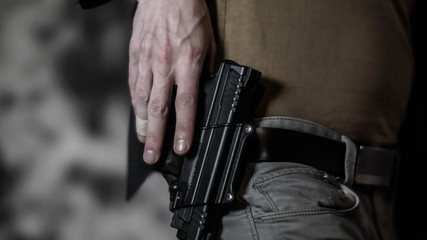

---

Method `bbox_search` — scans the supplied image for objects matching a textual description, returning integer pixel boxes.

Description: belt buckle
[355,146,398,187]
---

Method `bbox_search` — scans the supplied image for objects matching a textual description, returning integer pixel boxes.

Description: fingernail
[144,150,156,164]
[176,139,187,153]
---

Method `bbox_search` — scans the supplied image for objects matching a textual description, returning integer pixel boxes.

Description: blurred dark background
[0,1,175,239]
[395,0,427,239]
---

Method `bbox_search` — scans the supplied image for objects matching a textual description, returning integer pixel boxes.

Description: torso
[213,0,415,146]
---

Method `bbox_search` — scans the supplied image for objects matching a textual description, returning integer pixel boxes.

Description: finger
[130,58,153,143]
[133,61,153,142]
[143,78,173,164]
[129,5,150,142]
[173,65,201,155]
[130,32,154,143]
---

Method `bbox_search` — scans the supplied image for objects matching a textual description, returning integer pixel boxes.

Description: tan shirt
[212,0,414,146]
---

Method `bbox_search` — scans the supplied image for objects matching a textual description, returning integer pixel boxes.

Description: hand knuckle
[149,99,169,118]
[156,46,171,64]
[129,38,140,58]
[140,39,152,55]
[135,85,149,104]
[182,47,194,59]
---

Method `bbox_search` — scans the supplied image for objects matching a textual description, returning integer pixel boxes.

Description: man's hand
[129,0,216,164]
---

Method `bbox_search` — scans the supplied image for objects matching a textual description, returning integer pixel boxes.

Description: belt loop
[341,135,358,187]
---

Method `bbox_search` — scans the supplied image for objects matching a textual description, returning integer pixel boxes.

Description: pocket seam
[253,208,340,223]
[256,185,279,212]
[245,206,260,240]
[253,169,320,186]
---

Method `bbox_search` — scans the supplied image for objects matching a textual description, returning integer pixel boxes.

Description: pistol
[128,60,262,240]
[76,2,264,239]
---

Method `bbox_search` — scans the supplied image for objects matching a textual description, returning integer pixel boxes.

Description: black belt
[250,127,398,187]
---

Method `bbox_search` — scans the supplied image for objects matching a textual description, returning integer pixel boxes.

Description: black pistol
[167,61,262,240]
[127,60,262,240]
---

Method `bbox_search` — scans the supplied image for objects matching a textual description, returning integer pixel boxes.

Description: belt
[248,121,398,188]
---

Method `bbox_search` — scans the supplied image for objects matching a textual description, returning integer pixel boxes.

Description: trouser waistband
[249,117,398,187]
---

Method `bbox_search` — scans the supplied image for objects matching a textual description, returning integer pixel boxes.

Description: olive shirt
[212,0,415,147]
